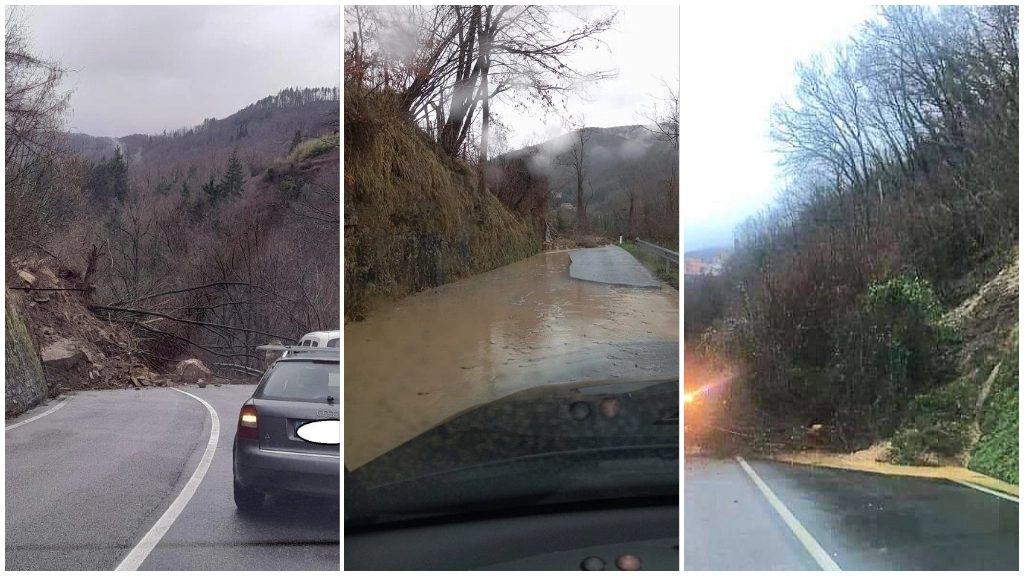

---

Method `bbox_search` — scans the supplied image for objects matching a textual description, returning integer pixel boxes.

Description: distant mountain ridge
[69,87,339,175]
[684,245,732,259]
[502,124,677,213]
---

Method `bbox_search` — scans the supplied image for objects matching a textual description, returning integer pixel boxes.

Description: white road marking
[115,387,220,571]
[949,478,1020,503]
[736,456,842,571]
[5,396,71,431]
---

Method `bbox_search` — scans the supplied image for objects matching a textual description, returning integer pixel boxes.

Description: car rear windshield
[260,360,339,402]
[327,338,339,347]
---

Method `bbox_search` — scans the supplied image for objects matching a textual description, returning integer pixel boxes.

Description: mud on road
[345,250,679,469]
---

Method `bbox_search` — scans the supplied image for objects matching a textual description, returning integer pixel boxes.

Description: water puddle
[345,250,679,469]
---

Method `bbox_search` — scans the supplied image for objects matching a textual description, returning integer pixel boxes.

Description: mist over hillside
[504,125,676,212]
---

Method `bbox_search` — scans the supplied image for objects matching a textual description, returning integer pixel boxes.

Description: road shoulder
[773,449,1019,499]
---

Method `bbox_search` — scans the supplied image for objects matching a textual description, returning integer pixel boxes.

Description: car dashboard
[345,499,678,570]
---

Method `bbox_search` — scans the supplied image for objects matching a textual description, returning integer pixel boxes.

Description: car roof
[299,330,341,340]
[276,348,340,362]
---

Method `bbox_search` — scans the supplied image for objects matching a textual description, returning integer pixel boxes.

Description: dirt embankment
[343,85,540,322]
[5,261,244,417]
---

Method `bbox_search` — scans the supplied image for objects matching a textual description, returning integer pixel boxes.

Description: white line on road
[5,396,71,431]
[736,456,842,571]
[949,478,1020,503]
[115,387,220,571]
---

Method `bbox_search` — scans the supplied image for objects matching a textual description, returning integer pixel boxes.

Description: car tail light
[238,405,259,440]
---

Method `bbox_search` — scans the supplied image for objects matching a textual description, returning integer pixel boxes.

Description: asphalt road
[569,245,661,288]
[685,456,1018,571]
[5,385,339,571]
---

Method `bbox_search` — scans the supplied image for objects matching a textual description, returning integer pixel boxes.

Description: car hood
[346,376,678,524]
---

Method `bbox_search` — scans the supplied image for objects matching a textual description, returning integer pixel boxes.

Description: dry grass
[344,85,538,320]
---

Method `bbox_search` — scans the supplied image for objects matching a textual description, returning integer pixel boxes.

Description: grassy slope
[344,87,538,321]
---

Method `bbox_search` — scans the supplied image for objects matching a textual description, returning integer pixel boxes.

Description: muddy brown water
[345,250,679,469]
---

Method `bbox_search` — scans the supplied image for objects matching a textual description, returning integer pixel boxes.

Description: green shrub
[831,276,959,438]
[289,133,339,163]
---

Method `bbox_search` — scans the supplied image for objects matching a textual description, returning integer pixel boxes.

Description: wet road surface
[5,386,339,571]
[569,245,661,287]
[345,248,679,469]
[685,456,1018,570]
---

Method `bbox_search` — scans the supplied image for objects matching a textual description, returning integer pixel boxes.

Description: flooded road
[345,249,679,469]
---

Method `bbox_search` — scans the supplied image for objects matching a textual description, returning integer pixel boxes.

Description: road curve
[5,385,340,571]
[5,389,208,571]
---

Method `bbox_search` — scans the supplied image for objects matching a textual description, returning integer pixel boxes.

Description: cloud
[27,5,339,136]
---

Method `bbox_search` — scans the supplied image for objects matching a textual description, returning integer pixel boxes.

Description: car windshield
[262,361,340,402]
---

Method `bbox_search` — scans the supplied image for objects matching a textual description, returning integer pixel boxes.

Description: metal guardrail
[634,238,679,274]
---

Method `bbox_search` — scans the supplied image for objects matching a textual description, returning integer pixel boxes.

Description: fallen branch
[214,363,265,377]
[106,281,280,307]
[89,304,293,342]
[9,286,92,292]
[106,316,267,362]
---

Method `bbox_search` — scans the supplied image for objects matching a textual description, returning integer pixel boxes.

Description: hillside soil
[5,260,251,418]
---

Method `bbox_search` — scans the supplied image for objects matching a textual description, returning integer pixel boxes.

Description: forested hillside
[691,6,1018,481]
[69,88,337,204]
[501,125,678,243]
[8,54,340,382]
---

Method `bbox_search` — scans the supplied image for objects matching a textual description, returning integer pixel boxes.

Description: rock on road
[5,386,339,571]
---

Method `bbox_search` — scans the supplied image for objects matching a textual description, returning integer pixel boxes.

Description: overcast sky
[493,5,680,150]
[24,5,339,137]
[344,6,679,151]
[681,4,877,252]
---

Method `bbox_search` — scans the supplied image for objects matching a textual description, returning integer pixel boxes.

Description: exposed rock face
[40,339,88,371]
[175,359,212,383]
[5,297,47,414]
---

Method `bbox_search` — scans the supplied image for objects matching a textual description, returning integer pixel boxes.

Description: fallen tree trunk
[214,363,265,377]
[89,304,292,342]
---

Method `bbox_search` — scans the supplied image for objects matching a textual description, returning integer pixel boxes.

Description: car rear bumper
[233,437,340,498]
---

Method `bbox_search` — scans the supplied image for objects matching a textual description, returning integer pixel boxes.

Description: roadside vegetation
[620,240,679,289]
[689,6,1018,480]
[968,329,1019,483]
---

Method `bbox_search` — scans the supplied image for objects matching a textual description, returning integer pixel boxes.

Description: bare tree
[558,114,591,224]
[346,5,619,172]
[5,7,84,260]
[619,168,641,238]
[640,75,680,146]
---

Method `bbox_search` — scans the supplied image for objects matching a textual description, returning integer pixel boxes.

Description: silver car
[233,347,340,512]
